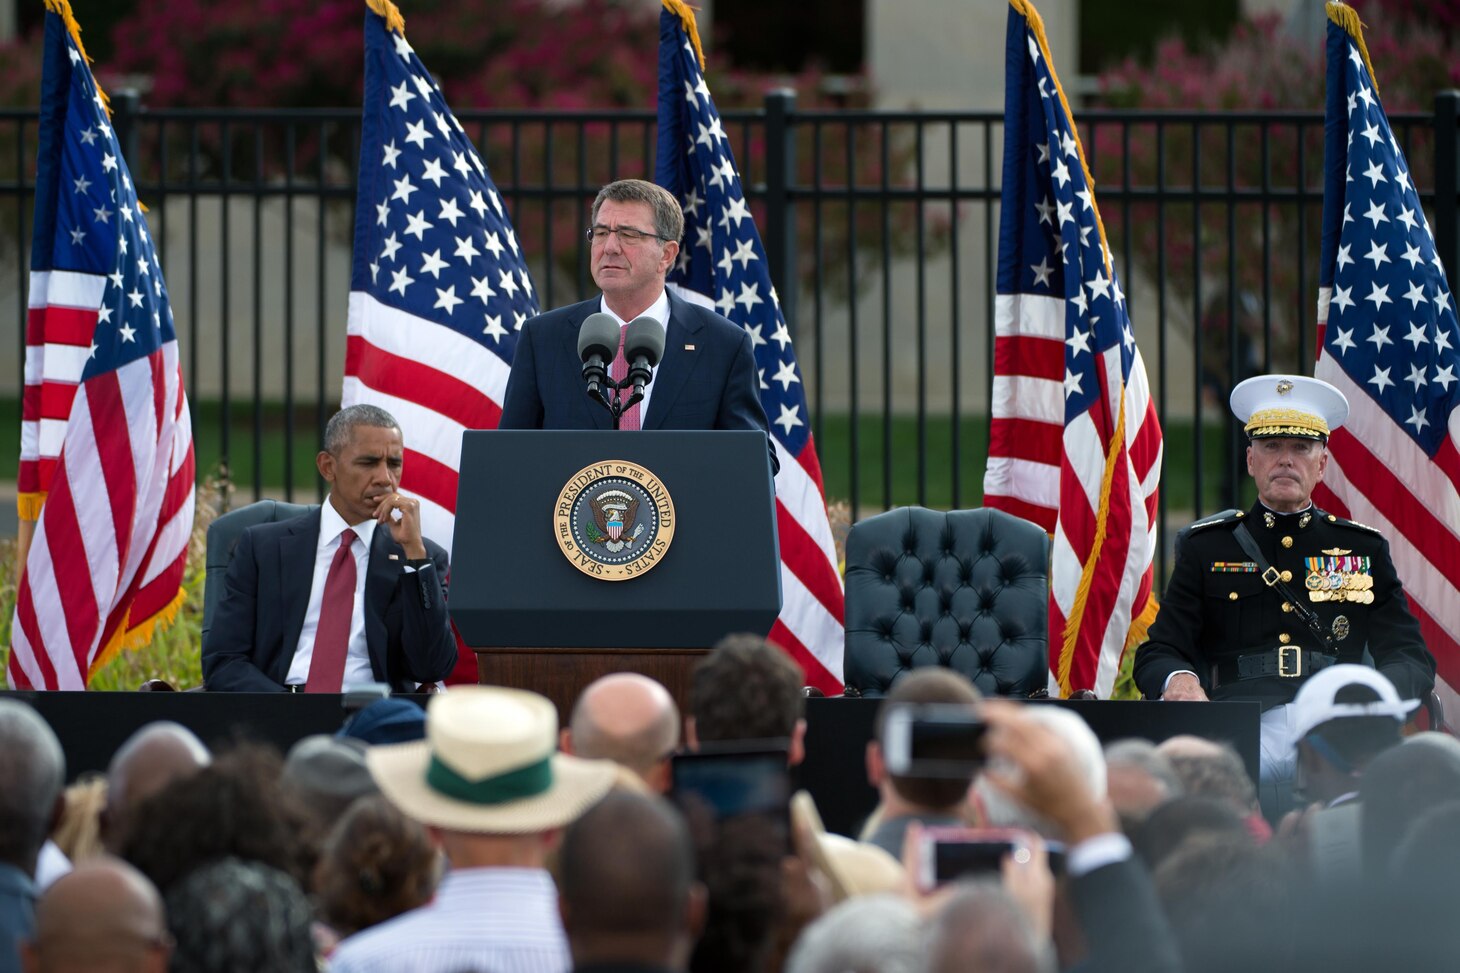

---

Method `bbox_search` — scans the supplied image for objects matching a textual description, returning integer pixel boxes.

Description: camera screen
[670,750,790,819]
[933,839,1015,883]
[911,718,988,764]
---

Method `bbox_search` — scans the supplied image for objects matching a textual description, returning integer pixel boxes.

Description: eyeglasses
[586,224,669,245]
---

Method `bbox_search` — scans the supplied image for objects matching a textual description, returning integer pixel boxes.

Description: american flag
[1313,2,1460,713]
[343,2,539,558]
[345,2,539,685]
[655,0,844,693]
[9,2,196,690]
[983,0,1162,698]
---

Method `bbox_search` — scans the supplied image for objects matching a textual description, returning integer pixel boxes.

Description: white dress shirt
[328,868,570,973]
[600,288,670,421]
[34,840,71,892]
[1065,832,1133,878]
[286,499,377,688]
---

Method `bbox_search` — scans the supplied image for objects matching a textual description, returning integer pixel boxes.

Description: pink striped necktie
[608,323,642,431]
[305,528,357,693]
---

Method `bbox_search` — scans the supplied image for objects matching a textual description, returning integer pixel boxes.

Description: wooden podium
[474,646,710,724]
[452,429,782,719]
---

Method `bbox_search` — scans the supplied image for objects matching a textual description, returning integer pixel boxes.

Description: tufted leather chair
[843,506,1050,698]
[201,499,319,649]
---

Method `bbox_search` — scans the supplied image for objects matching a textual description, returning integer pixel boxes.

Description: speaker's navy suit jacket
[499,290,776,471]
[201,510,457,692]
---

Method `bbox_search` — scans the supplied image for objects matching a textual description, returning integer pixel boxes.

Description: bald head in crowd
[104,722,211,852]
[0,699,65,877]
[21,858,169,973]
[563,673,680,793]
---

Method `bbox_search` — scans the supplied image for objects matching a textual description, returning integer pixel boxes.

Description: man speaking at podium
[499,179,775,471]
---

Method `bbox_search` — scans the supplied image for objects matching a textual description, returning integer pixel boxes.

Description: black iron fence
[2,92,1458,580]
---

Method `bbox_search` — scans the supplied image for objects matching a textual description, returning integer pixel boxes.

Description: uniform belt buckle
[1261,566,1281,587]
[1278,645,1302,678]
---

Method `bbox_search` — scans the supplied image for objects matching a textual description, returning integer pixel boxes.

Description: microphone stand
[587,375,644,430]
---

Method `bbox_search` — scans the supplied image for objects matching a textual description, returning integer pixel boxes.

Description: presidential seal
[554,460,676,580]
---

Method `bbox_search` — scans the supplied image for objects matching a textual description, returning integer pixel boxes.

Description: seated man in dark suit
[499,178,776,472]
[201,405,456,692]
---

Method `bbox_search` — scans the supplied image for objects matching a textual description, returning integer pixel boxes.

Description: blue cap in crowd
[337,698,427,745]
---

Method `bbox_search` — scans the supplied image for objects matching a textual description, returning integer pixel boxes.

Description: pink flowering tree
[1090,3,1457,380]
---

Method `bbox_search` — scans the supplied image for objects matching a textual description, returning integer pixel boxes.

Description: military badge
[1332,615,1350,640]
[1322,547,1352,556]
[554,461,676,581]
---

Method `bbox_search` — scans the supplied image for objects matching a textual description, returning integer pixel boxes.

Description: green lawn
[813,412,1256,515]
[0,398,1256,515]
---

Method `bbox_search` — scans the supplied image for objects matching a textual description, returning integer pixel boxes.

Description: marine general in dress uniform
[1134,375,1435,792]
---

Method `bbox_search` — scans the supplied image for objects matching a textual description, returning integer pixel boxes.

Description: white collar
[319,496,378,551]
[598,288,670,328]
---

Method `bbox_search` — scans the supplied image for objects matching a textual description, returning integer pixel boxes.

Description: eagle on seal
[591,489,639,545]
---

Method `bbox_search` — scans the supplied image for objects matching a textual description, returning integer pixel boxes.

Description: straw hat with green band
[1230,375,1350,442]
[366,686,617,834]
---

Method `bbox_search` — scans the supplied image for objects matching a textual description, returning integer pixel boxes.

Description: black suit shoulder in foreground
[1069,853,1184,973]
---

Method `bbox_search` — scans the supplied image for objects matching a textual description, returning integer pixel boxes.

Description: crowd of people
[2,635,1458,973]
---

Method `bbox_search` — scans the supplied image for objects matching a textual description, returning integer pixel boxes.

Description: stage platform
[5,690,1258,838]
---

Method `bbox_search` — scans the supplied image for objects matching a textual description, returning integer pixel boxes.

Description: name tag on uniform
[1210,561,1258,573]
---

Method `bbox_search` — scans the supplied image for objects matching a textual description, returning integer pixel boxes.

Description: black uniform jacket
[1133,502,1435,707]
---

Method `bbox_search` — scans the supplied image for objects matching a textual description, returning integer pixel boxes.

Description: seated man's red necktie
[609,323,642,431]
[306,528,357,693]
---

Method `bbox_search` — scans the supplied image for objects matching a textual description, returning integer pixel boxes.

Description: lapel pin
[388,553,400,561]
[684,343,695,351]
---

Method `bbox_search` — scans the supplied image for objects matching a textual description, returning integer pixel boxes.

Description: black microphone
[623,316,666,403]
[577,312,620,401]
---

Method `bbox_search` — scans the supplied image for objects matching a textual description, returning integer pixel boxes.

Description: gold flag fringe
[1056,390,1129,696]
[17,492,46,521]
[42,0,108,114]
[87,585,189,683]
[365,0,407,37]
[661,0,707,72]
[1326,2,1380,98]
[1007,0,1115,282]
[1125,592,1160,654]
[1011,0,1136,697]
